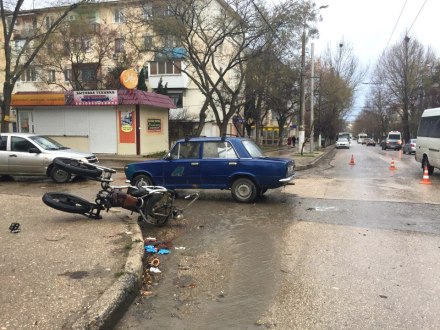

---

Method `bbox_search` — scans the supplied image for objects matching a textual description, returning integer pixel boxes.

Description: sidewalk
[97,144,333,171]
[0,144,332,330]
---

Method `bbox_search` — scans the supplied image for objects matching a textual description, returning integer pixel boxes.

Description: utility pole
[298,30,306,152]
[310,42,315,153]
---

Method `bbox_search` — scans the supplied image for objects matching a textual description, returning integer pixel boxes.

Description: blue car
[124,136,295,203]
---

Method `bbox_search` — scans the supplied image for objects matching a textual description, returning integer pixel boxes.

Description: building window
[142,4,153,20]
[150,60,181,75]
[163,36,180,48]
[14,39,26,53]
[168,92,183,108]
[73,63,98,83]
[64,69,72,81]
[115,38,125,53]
[20,67,37,82]
[45,16,54,30]
[143,36,153,50]
[114,9,125,23]
[48,70,56,83]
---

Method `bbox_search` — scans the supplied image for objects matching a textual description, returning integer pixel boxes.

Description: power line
[407,0,428,34]
[385,0,408,49]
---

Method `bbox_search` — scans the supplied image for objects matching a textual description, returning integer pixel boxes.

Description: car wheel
[133,174,153,188]
[231,178,257,203]
[50,166,72,183]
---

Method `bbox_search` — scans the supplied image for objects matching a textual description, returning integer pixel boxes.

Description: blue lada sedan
[124,136,295,203]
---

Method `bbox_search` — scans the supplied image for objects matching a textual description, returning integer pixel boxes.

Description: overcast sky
[309,0,437,118]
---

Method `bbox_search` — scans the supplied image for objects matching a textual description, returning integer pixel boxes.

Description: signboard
[73,90,118,106]
[147,119,161,133]
[11,93,65,106]
[119,69,138,89]
[119,111,135,143]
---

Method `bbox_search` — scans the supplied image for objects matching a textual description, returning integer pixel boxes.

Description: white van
[357,133,368,144]
[415,107,440,174]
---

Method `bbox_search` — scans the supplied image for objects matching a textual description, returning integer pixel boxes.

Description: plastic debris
[145,237,156,242]
[145,245,157,253]
[149,267,161,273]
[150,258,160,267]
[175,247,186,250]
[9,223,21,233]
[158,249,170,255]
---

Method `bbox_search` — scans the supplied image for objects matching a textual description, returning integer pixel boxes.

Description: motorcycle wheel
[145,192,173,226]
[53,158,103,178]
[42,192,92,214]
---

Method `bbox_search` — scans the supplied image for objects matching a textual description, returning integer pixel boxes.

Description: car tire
[231,178,257,203]
[50,166,72,183]
[133,174,153,188]
[422,157,435,175]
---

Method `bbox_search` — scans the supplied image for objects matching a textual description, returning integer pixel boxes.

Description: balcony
[148,74,188,89]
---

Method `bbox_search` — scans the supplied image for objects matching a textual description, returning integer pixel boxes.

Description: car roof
[0,132,39,137]
[176,136,249,143]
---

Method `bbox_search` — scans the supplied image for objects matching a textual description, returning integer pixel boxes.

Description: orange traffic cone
[349,154,356,165]
[420,166,432,185]
[389,158,396,170]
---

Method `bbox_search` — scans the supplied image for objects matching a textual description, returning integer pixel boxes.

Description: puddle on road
[116,196,295,329]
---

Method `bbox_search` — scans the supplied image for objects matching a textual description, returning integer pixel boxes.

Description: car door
[0,135,9,174]
[199,141,239,188]
[162,141,202,188]
[7,136,45,175]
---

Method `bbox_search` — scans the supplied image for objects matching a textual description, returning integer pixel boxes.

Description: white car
[336,137,350,149]
[0,133,98,183]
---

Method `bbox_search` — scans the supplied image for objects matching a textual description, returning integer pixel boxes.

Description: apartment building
[9,0,241,141]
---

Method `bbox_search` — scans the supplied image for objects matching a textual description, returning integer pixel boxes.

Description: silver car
[0,133,98,183]
[403,139,417,155]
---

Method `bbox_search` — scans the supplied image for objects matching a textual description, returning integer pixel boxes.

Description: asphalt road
[115,143,440,329]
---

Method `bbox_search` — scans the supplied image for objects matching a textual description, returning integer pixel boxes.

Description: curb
[72,222,144,329]
[295,146,335,171]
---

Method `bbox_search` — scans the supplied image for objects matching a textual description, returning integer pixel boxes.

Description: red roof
[117,90,176,109]
[14,90,176,109]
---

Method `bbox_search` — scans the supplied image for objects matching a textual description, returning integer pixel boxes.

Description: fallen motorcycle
[42,158,198,226]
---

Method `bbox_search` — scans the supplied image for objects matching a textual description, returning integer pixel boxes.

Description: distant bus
[357,133,368,144]
[337,132,351,141]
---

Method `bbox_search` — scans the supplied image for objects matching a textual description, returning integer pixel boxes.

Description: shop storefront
[11,90,175,155]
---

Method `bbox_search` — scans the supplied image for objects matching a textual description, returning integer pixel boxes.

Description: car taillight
[397,140,401,145]
[411,143,415,147]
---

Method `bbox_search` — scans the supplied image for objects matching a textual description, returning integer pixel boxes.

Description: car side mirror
[29,147,41,154]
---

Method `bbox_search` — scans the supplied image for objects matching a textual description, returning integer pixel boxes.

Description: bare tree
[375,35,435,141]
[0,0,90,132]
[35,10,120,90]
[317,41,365,139]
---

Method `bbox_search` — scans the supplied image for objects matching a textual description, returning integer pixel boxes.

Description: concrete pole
[298,31,306,152]
[310,42,314,153]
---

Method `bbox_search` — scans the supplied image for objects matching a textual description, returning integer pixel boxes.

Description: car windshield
[29,135,68,150]
[242,140,264,158]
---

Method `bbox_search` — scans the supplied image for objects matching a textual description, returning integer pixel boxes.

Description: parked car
[0,133,98,183]
[366,139,376,146]
[124,136,295,203]
[403,139,417,154]
[336,137,350,149]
